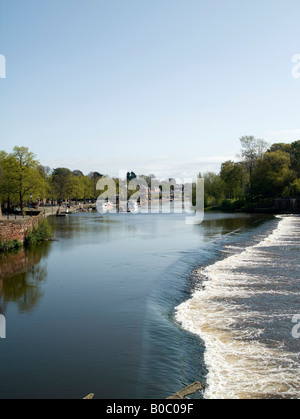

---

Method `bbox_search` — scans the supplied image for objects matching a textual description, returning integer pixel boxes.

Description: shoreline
[0,213,52,254]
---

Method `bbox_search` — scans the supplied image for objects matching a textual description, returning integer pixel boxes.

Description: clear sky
[0,0,299,179]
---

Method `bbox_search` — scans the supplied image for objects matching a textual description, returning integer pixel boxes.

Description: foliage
[1,139,300,213]
[49,168,73,200]
[290,141,300,176]
[0,147,46,210]
[219,138,300,208]
[289,178,300,195]
[252,150,295,198]
[239,136,269,198]
[0,239,22,254]
[220,198,246,212]
[24,219,53,247]
[220,161,248,200]
[203,172,225,207]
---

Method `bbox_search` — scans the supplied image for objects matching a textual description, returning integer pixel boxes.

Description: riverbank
[207,197,300,214]
[0,213,43,244]
[0,214,52,253]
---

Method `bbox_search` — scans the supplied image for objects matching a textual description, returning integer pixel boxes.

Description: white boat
[102,201,114,211]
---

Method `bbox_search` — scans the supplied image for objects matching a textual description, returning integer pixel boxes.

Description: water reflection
[49,214,123,242]
[200,212,271,237]
[0,243,51,314]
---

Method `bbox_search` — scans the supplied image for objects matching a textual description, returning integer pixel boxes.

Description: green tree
[252,150,295,198]
[88,172,104,201]
[268,143,292,154]
[72,170,84,177]
[220,161,248,200]
[0,156,3,218]
[1,147,46,211]
[204,172,225,207]
[126,172,137,182]
[140,174,156,188]
[70,175,85,201]
[0,151,19,210]
[71,174,93,202]
[82,176,93,202]
[290,140,300,176]
[289,178,300,195]
[50,168,73,201]
[239,136,269,198]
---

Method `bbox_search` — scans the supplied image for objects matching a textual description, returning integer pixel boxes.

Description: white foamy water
[175,216,300,399]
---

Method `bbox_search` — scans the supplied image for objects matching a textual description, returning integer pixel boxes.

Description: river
[0,211,298,399]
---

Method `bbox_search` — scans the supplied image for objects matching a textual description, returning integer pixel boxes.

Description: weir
[82,382,203,400]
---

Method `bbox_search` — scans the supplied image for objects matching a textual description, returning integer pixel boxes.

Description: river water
[0,211,299,399]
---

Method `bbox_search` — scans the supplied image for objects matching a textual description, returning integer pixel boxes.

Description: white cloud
[262,128,300,144]
[42,154,236,179]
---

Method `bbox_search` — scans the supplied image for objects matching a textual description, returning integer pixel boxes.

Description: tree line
[203,136,300,210]
[0,138,299,213]
[0,146,153,212]
[0,146,106,212]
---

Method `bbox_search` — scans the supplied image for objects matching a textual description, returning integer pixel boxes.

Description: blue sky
[0,0,299,178]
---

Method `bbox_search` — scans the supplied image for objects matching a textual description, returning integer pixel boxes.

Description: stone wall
[0,214,43,243]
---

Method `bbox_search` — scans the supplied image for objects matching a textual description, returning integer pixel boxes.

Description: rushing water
[176,215,300,399]
[0,211,298,399]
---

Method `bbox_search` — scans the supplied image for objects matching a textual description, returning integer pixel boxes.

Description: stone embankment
[0,202,95,245]
[0,213,43,244]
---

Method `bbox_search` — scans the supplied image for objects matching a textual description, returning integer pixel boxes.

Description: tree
[72,170,84,177]
[2,147,47,211]
[140,174,156,188]
[203,172,225,207]
[252,150,295,198]
[88,172,104,201]
[0,151,17,211]
[50,168,73,201]
[0,157,3,218]
[239,136,269,199]
[220,161,248,200]
[81,176,93,202]
[268,143,292,154]
[290,140,300,176]
[39,165,52,178]
[290,178,300,196]
[126,172,137,182]
[71,174,93,202]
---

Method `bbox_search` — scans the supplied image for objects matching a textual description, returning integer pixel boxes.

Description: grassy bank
[24,219,53,247]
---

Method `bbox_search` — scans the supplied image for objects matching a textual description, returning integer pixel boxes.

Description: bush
[24,219,52,247]
[0,239,23,254]
[220,199,246,212]
[36,218,52,240]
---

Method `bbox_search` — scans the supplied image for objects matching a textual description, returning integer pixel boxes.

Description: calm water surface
[0,211,275,399]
